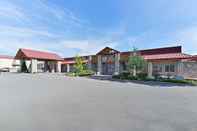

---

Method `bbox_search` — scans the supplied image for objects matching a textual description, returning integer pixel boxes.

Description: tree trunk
[133,65,136,77]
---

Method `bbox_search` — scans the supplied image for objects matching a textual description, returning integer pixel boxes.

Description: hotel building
[1,45,197,79]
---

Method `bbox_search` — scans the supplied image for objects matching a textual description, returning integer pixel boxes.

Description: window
[165,64,175,72]
[37,63,44,70]
[102,56,107,63]
[170,64,175,72]
[165,65,170,72]
[153,64,162,73]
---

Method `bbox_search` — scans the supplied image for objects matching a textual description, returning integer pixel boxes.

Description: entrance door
[102,63,108,75]
[102,63,115,75]
[107,63,115,75]
[21,61,28,73]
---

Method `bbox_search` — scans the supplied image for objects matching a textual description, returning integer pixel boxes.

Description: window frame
[153,64,163,73]
[165,64,175,73]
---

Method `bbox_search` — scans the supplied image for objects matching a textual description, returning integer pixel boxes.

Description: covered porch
[15,48,62,73]
[96,47,120,75]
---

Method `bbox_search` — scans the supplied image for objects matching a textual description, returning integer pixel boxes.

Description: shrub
[112,72,129,79]
[153,73,161,80]
[161,79,188,84]
[78,70,95,76]
[66,70,94,77]
[119,72,130,79]
[137,73,148,80]
[113,72,147,80]
[161,79,197,86]
[65,72,76,77]
[112,75,121,79]
[74,55,84,75]
[113,72,140,80]
[127,75,138,80]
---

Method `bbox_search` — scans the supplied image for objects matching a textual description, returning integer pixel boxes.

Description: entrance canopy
[96,47,120,55]
[15,48,63,61]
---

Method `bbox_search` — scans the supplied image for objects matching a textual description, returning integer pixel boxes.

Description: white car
[0,67,9,72]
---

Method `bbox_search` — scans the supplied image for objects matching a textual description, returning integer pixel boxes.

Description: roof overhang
[143,53,193,61]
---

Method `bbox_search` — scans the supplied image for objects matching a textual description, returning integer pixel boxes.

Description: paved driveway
[0,73,197,131]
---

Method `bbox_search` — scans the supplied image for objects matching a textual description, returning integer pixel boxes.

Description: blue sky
[0,0,197,57]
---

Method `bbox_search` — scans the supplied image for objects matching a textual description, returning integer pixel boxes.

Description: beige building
[62,46,197,79]
[1,45,197,80]
[0,55,20,72]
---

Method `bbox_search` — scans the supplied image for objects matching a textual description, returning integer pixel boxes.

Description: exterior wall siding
[181,62,197,78]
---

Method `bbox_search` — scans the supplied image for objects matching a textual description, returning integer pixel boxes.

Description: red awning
[143,53,192,60]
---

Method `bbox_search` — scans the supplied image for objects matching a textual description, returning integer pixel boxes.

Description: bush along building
[62,46,197,79]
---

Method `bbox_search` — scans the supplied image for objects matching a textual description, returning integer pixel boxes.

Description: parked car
[0,67,9,72]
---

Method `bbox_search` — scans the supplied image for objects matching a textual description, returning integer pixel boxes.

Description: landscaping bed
[65,70,95,77]
[112,72,197,86]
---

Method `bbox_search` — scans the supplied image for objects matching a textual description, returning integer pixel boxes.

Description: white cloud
[0,25,59,38]
[61,40,119,56]
[130,26,197,54]
[0,39,59,56]
[31,0,87,28]
[0,1,27,22]
[0,37,119,57]
[0,0,122,57]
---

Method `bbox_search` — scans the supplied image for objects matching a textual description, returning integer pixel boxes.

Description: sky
[0,0,197,57]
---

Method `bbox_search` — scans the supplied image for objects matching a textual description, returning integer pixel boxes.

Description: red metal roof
[143,53,192,60]
[15,48,63,61]
[121,46,182,56]
[188,55,197,60]
[0,55,14,59]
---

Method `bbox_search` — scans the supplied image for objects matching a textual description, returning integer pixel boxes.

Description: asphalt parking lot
[0,73,197,131]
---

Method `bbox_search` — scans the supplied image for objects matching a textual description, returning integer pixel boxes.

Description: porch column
[148,62,153,78]
[97,55,102,75]
[177,61,184,76]
[31,59,37,73]
[51,62,55,73]
[57,61,61,73]
[114,53,120,75]
[67,64,70,73]
[88,56,92,70]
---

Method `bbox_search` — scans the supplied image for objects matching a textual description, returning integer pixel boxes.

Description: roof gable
[97,47,120,55]
[15,48,63,61]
